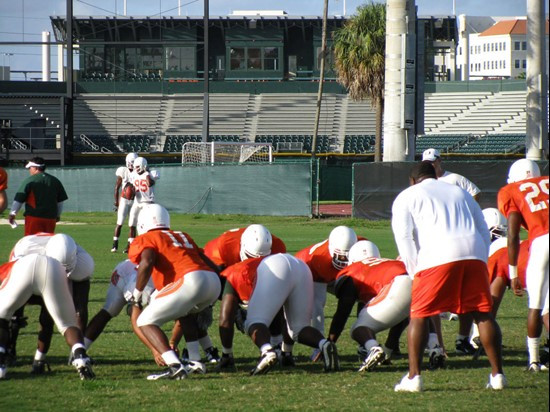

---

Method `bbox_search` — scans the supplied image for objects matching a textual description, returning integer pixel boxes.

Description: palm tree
[333,2,386,161]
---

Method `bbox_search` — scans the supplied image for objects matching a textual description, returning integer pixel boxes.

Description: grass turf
[0,213,548,411]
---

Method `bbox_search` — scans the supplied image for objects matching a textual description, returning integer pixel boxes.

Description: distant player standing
[392,161,505,392]
[498,159,549,371]
[125,157,159,253]
[111,152,138,252]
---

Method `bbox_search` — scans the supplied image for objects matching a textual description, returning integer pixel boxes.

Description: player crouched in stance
[219,253,340,375]
[328,241,411,372]
[128,204,221,380]
[498,159,549,372]
[8,233,94,373]
[0,254,94,380]
[83,260,162,364]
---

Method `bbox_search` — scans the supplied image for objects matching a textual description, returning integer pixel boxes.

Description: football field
[1,213,548,411]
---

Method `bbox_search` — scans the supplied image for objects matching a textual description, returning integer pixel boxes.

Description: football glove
[130,288,150,308]
[150,169,160,180]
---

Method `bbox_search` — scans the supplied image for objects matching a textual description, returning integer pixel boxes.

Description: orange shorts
[25,215,56,236]
[410,259,492,318]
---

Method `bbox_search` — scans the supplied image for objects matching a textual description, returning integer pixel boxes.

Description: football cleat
[358,345,385,372]
[310,348,322,362]
[72,355,95,380]
[123,243,130,254]
[428,345,446,370]
[111,240,118,253]
[321,341,340,372]
[183,360,206,375]
[0,353,7,379]
[394,374,423,392]
[280,351,296,367]
[250,349,278,376]
[527,362,541,373]
[204,346,221,364]
[31,359,51,375]
[216,353,236,371]
[471,336,481,350]
[147,363,187,380]
[486,373,507,390]
[456,337,476,355]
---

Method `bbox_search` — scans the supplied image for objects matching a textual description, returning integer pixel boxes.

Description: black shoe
[280,351,296,367]
[31,359,51,375]
[216,353,235,371]
[147,363,187,380]
[111,240,118,253]
[428,345,446,370]
[204,347,220,364]
[456,338,476,355]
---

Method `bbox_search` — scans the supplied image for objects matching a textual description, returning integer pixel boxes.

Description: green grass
[0,213,548,411]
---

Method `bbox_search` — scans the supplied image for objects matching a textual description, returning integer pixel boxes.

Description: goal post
[182,142,273,164]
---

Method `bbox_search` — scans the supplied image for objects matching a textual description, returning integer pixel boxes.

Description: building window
[503,61,506,69]
[515,59,520,68]
[470,63,473,71]
[522,41,527,50]
[503,43,506,51]
[491,43,494,51]
[514,41,520,50]
[483,44,486,52]
[230,46,279,71]
[230,48,245,70]
[263,47,279,70]
[247,48,261,70]
[522,60,527,68]
[165,46,195,71]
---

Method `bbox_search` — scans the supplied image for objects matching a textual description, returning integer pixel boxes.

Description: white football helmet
[133,157,148,174]
[507,159,540,183]
[240,224,272,261]
[482,208,508,241]
[348,240,381,264]
[137,203,170,235]
[126,152,138,169]
[45,234,78,273]
[328,226,358,270]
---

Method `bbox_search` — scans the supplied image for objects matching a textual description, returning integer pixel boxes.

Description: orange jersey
[336,258,407,303]
[0,167,7,191]
[498,176,549,241]
[203,227,286,267]
[221,257,264,302]
[128,229,211,290]
[488,240,529,288]
[296,240,338,283]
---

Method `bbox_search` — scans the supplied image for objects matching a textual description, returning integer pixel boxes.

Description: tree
[333,2,386,161]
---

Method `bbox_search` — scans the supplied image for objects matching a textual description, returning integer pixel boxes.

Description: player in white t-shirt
[124,156,160,254]
[111,152,138,252]
[84,260,162,363]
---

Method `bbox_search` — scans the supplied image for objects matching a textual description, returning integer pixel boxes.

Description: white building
[458,15,549,80]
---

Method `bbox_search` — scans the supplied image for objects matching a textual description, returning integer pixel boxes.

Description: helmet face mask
[328,226,358,270]
[507,159,540,184]
[240,224,272,261]
[137,204,170,235]
[126,152,138,169]
[482,208,508,242]
[134,157,148,174]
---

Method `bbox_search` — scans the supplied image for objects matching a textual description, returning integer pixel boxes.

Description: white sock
[84,337,93,350]
[0,347,5,354]
[222,346,233,355]
[198,335,213,351]
[281,342,294,353]
[128,238,134,244]
[187,341,201,361]
[527,336,541,364]
[260,343,273,355]
[34,350,47,361]
[270,334,283,347]
[427,333,439,349]
[317,338,328,350]
[161,350,180,366]
[113,236,118,241]
[365,339,379,352]
[71,343,85,354]
[470,323,480,341]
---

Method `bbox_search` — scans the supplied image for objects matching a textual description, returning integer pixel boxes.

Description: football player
[498,159,549,371]
[125,156,160,253]
[84,259,161,363]
[0,254,94,380]
[111,152,138,252]
[128,204,221,380]
[218,253,340,375]
[7,233,94,373]
[295,226,358,358]
[328,241,412,372]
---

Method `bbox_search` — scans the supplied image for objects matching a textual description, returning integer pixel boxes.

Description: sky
[0,0,532,80]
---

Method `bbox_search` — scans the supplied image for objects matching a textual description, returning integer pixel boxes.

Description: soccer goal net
[182,142,273,164]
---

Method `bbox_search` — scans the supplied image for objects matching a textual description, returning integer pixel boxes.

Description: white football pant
[116,197,133,226]
[526,233,549,312]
